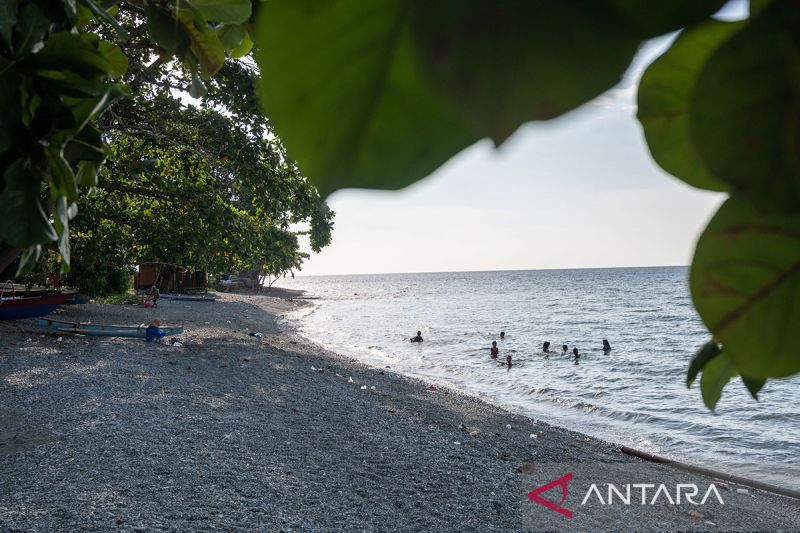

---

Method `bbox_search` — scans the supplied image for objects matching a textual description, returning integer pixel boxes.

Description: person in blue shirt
[146,319,166,343]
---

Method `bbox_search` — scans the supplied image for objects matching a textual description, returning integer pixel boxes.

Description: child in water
[490,341,499,359]
[506,355,512,368]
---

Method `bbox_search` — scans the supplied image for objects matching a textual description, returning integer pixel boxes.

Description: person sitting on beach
[145,286,160,308]
[562,344,568,354]
[543,341,550,353]
[500,331,505,340]
[146,319,166,343]
[602,339,612,353]
[506,355,512,368]
[410,330,423,343]
[490,341,499,359]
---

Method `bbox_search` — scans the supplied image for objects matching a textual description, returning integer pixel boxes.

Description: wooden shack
[134,264,208,293]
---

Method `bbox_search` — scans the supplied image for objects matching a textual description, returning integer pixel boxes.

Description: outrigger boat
[0,293,73,320]
[158,293,216,302]
[38,318,184,338]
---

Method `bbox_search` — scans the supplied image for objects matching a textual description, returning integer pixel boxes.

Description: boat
[37,317,184,338]
[158,293,216,302]
[0,293,73,320]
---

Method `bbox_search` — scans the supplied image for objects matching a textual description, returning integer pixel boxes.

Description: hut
[134,263,208,293]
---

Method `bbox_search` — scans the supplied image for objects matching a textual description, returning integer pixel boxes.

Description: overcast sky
[293,3,746,277]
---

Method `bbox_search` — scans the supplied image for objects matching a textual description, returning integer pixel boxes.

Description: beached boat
[0,294,72,320]
[158,293,216,302]
[38,318,183,337]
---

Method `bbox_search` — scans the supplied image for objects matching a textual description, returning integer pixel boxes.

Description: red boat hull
[0,294,72,320]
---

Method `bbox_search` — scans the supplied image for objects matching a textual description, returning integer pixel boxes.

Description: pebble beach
[1,291,798,532]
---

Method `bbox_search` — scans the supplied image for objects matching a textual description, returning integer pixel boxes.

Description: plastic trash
[348,377,354,383]
[248,332,263,339]
[505,424,512,429]
[469,430,479,437]
[311,366,317,371]
[453,441,461,445]
[529,434,538,439]
[370,386,376,390]
[427,384,438,391]
[736,488,749,495]
[388,408,397,414]
[57,337,63,342]
[360,385,367,390]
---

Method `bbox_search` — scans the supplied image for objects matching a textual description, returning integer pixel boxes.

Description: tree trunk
[0,242,20,278]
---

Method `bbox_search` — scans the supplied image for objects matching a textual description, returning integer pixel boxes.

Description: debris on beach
[57,337,62,342]
[469,430,480,437]
[388,408,397,414]
[518,461,535,474]
[427,384,438,391]
[453,441,461,445]
[736,488,749,495]
[688,510,703,519]
[369,386,376,390]
[311,366,316,371]
[529,434,538,439]
[505,424,512,430]
[291,408,301,413]
[348,377,354,383]
[360,385,367,390]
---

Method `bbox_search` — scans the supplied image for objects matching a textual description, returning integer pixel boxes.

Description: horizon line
[290,263,690,279]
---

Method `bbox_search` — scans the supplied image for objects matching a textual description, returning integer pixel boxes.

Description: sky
[294,3,746,277]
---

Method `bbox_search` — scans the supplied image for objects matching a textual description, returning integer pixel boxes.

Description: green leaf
[13,2,49,56]
[75,160,100,187]
[145,5,186,53]
[690,198,800,379]
[63,125,105,163]
[254,0,479,196]
[190,71,207,98]
[32,32,113,80]
[0,158,57,247]
[53,196,72,268]
[409,1,641,143]
[77,0,128,42]
[190,0,251,25]
[741,375,766,400]
[217,23,245,50]
[177,4,226,78]
[686,340,722,387]
[0,0,16,53]
[228,30,252,59]
[98,40,129,80]
[699,351,738,410]
[638,19,742,192]
[0,56,20,153]
[16,244,41,275]
[609,0,727,38]
[689,1,800,212]
[45,147,79,200]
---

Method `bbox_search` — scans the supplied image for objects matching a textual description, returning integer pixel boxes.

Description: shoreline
[1,292,798,531]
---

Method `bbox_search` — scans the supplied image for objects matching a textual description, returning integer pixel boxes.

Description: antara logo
[528,473,725,518]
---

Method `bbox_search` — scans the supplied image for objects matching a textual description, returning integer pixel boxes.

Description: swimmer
[490,341,499,359]
[562,344,568,354]
[602,339,612,353]
[543,341,550,353]
[506,355,512,368]
[500,331,506,340]
[572,347,580,360]
[410,330,423,343]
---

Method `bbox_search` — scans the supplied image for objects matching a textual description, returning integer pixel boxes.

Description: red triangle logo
[527,472,574,518]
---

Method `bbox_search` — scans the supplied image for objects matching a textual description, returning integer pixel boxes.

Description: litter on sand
[505,424,512,430]
[529,434,538,439]
[370,386,376,390]
[248,331,263,339]
[388,408,397,414]
[360,385,367,390]
[348,377,354,383]
[427,384,438,391]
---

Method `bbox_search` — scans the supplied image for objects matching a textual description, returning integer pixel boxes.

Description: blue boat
[38,318,183,338]
[158,293,216,302]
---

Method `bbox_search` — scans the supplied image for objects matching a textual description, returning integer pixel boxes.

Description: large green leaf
[145,4,187,53]
[409,1,635,143]
[690,1,800,212]
[13,2,49,57]
[638,19,742,192]
[32,31,113,80]
[190,0,251,25]
[686,340,722,387]
[255,0,479,196]
[690,198,800,379]
[609,0,727,38]
[177,4,226,78]
[0,0,16,53]
[0,159,57,247]
[699,351,737,410]
[98,40,129,80]
[0,56,20,153]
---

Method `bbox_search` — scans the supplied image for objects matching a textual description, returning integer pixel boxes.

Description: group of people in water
[410,329,612,369]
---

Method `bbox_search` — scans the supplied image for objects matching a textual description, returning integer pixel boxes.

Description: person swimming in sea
[490,341,499,359]
[506,355,512,368]
[572,347,580,363]
[543,341,551,353]
[602,339,612,353]
[500,331,505,340]
[410,330,423,343]
[562,344,568,354]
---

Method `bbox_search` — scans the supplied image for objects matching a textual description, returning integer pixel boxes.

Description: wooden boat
[0,294,73,320]
[38,318,183,337]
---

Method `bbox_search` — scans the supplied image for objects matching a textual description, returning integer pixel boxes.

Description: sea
[277,266,800,490]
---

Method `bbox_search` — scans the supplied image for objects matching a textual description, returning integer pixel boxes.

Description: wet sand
[1,291,798,531]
